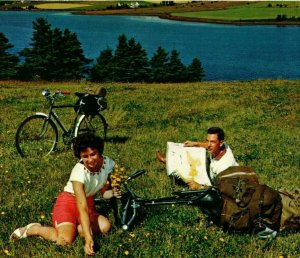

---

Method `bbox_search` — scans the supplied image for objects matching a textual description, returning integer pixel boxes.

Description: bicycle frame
[40,89,109,146]
[44,90,108,140]
[45,105,81,136]
[119,170,223,231]
[44,90,79,133]
[16,89,108,157]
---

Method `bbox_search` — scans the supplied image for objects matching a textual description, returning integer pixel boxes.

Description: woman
[10,132,121,256]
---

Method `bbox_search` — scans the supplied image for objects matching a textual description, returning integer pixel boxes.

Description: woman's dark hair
[207,127,225,141]
[72,132,104,159]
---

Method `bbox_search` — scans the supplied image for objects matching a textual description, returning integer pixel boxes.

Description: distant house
[129,2,140,9]
[117,2,139,9]
[161,1,175,6]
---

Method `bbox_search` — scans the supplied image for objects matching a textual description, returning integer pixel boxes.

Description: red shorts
[52,192,99,228]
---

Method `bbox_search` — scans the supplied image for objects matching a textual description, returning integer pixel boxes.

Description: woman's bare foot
[156,150,166,164]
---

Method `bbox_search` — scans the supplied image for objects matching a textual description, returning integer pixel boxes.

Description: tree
[88,33,205,83]
[19,18,90,81]
[187,58,205,82]
[112,34,130,82]
[0,32,19,80]
[18,17,52,80]
[149,46,169,82]
[110,34,149,82]
[89,47,114,82]
[125,37,149,82]
[58,28,91,80]
[167,49,187,82]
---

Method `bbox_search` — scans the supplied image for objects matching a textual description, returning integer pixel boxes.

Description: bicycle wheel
[75,113,107,140]
[16,115,59,158]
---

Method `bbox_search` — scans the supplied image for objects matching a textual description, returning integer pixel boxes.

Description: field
[35,3,92,10]
[172,1,300,21]
[33,1,124,11]
[2,1,300,24]
[1,80,300,257]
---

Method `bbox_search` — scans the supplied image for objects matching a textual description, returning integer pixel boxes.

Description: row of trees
[89,34,204,83]
[0,18,205,82]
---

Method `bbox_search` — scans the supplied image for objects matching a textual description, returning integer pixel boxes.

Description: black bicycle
[115,169,223,231]
[15,89,108,158]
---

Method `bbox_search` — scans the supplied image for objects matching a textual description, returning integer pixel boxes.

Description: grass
[3,1,300,24]
[0,80,300,257]
[33,1,123,11]
[172,1,300,21]
[35,3,93,10]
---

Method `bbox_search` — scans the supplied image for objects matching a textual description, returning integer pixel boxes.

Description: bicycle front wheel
[16,115,59,158]
[75,113,107,140]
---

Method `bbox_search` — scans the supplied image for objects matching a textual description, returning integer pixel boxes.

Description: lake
[1,11,300,81]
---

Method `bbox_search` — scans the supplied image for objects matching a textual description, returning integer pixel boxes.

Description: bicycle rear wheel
[75,113,107,140]
[16,115,59,158]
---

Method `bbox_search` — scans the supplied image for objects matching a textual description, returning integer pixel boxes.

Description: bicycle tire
[15,114,59,158]
[75,113,107,140]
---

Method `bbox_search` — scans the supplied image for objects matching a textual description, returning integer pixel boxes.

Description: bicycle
[15,89,108,158]
[94,168,281,240]
[99,169,223,231]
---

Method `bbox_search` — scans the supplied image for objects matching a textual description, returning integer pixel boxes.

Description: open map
[166,142,211,186]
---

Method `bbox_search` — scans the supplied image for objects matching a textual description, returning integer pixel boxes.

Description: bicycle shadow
[105,136,130,144]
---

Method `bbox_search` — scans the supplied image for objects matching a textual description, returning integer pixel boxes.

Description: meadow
[172,1,300,21]
[0,79,299,257]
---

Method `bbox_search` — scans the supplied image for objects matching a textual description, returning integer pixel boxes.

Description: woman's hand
[103,188,122,199]
[73,182,95,256]
[84,236,95,256]
[113,187,122,199]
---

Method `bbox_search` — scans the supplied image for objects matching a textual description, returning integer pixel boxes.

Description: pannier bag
[279,189,300,230]
[215,166,282,234]
[74,93,107,116]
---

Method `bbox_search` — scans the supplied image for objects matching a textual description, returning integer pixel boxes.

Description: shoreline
[159,13,300,26]
[79,11,300,26]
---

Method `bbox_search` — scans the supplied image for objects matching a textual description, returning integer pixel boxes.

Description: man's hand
[184,141,208,148]
[187,181,202,190]
[184,141,197,147]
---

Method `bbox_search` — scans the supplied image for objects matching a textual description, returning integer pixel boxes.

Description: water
[1,11,300,81]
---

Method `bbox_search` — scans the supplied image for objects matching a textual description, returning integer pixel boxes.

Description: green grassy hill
[0,80,299,257]
[172,1,300,21]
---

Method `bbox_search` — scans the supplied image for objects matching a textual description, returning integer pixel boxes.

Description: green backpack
[215,166,282,233]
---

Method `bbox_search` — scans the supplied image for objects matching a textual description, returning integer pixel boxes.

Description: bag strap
[206,154,213,185]
[257,184,267,225]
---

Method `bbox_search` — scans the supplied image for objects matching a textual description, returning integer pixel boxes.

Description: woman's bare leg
[26,223,76,245]
[97,215,111,234]
[56,224,77,245]
[77,214,111,239]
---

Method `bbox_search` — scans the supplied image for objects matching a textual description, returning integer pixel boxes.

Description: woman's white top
[63,156,115,197]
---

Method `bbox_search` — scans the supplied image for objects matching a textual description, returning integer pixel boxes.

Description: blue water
[1,11,300,81]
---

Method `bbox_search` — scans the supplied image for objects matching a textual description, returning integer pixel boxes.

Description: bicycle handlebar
[42,89,72,105]
[61,90,71,95]
[126,169,147,182]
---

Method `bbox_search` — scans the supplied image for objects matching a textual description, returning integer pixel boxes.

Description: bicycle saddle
[75,92,88,98]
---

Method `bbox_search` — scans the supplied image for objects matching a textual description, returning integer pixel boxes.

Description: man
[157,127,238,189]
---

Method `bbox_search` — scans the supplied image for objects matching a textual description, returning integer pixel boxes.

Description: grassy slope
[172,1,300,21]
[0,80,300,257]
[3,1,300,24]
